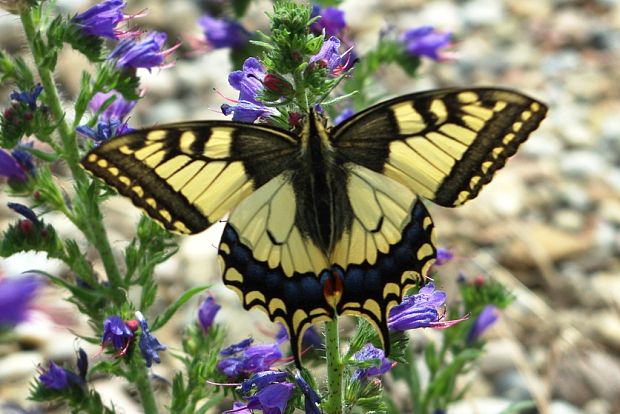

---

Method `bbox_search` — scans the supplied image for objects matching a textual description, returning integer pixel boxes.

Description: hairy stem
[19,8,124,291]
[324,318,343,414]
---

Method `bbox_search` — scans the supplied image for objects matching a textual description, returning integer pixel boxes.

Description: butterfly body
[81,87,548,367]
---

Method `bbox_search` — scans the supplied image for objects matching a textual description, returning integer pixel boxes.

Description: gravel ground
[1,0,619,413]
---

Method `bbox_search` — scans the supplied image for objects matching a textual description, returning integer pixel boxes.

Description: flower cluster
[198,15,250,50]
[399,26,452,61]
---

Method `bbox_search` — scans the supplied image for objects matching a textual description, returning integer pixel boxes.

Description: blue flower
[136,311,166,367]
[310,5,346,37]
[73,0,126,39]
[399,26,452,61]
[388,283,467,331]
[38,362,69,390]
[217,339,282,377]
[108,32,177,70]
[222,57,276,122]
[352,344,394,380]
[9,84,43,110]
[198,295,220,332]
[334,107,354,125]
[0,149,28,182]
[0,275,40,327]
[467,305,498,344]
[294,372,321,414]
[309,36,353,76]
[198,15,249,49]
[101,315,134,354]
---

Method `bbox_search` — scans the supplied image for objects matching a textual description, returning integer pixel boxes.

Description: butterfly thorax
[291,109,352,253]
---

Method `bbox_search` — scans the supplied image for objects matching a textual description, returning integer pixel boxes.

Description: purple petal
[74,0,126,39]
[0,276,40,327]
[467,305,499,343]
[198,15,249,49]
[198,296,220,332]
[0,150,27,182]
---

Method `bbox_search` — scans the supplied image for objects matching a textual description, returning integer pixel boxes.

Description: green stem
[324,318,343,414]
[131,357,160,414]
[20,8,124,291]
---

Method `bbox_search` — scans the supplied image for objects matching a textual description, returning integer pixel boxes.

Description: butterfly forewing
[81,122,298,234]
[332,88,548,207]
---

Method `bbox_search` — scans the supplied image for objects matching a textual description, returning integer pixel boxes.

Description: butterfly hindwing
[332,87,548,207]
[81,122,298,234]
[218,174,333,364]
[332,166,435,354]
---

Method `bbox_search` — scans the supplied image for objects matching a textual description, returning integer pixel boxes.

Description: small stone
[0,351,43,382]
[560,150,607,177]
[549,400,582,414]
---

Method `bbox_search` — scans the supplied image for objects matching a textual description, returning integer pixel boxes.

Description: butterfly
[81,87,547,367]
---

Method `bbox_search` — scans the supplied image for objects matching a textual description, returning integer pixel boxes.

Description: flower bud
[263,73,294,96]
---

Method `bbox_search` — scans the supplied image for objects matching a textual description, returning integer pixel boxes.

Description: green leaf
[150,285,210,331]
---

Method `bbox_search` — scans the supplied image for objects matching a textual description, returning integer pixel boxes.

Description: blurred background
[0,0,619,413]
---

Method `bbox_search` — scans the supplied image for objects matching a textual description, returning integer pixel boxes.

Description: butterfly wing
[331,88,548,206]
[331,165,436,355]
[81,121,298,234]
[218,173,333,365]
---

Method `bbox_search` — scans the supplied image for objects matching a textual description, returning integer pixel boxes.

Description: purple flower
[388,283,467,331]
[76,120,132,143]
[352,344,394,380]
[9,84,43,110]
[294,372,321,414]
[0,150,27,182]
[228,381,294,414]
[399,26,452,61]
[77,90,136,142]
[221,101,274,123]
[0,275,40,327]
[11,146,35,176]
[334,107,354,125]
[221,338,254,356]
[38,359,84,391]
[89,90,137,121]
[108,31,177,70]
[240,371,289,395]
[309,36,352,76]
[217,340,282,377]
[136,311,166,367]
[434,247,454,266]
[198,15,249,49]
[198,295,220,332]
[7,202,39,224]
[229,57,265,102]
[38,362,69,390]
[73,0,126,39]
[310,5,346,37]
[101,315,134,354]
[467,305,499,344]
[222,57,276,122]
